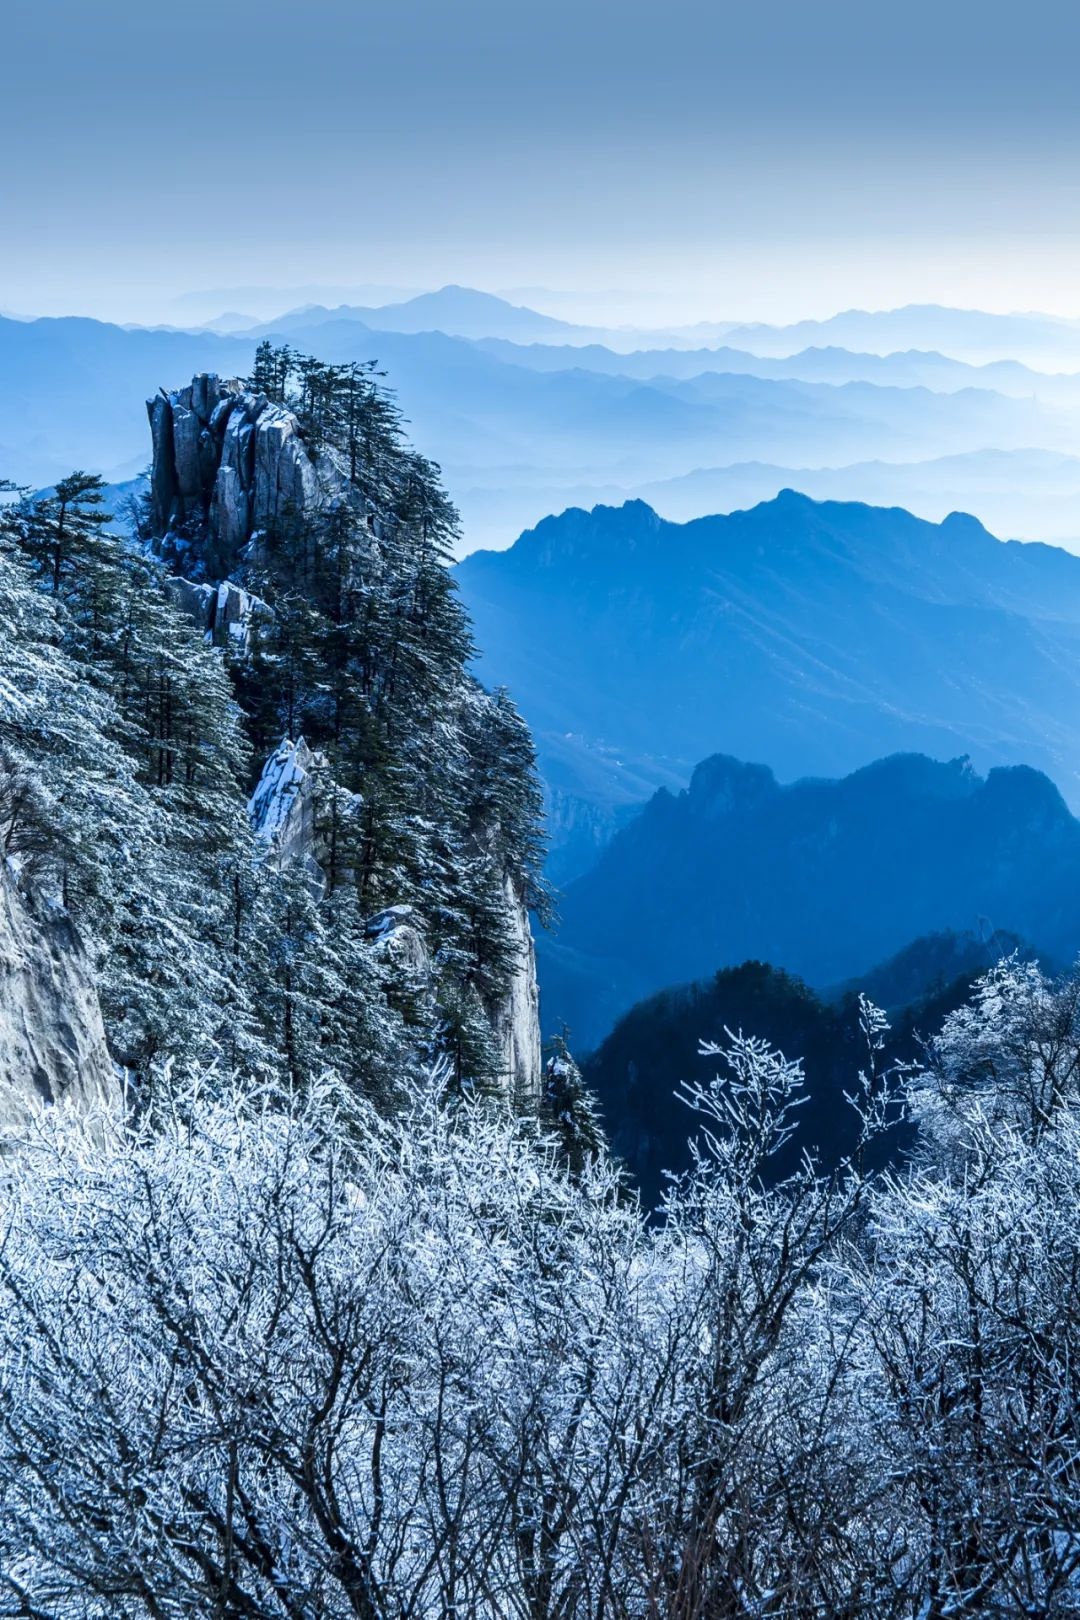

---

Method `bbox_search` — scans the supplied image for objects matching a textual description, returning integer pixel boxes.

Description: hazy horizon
[10,283,1080,336]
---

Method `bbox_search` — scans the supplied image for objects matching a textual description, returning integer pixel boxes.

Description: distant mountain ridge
[616,448,1080,544]
[475,336,1080,399]
[711,304,1080,367]
[427,446,1080,554]
[540,751,1080,1050]
[455,491,1080,877]
[253,285,583,343]
[255,294,1080,369]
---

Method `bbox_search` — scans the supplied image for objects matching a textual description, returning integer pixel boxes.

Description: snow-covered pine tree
[0,519,142,918]
[0,481,264,1081]
[542,1029,606,1173]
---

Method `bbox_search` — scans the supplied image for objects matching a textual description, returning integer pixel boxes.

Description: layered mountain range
[541,751,1080,1051]
[8,301,1080,1151]
[6,291,1080,555]
[456,492,1080,876]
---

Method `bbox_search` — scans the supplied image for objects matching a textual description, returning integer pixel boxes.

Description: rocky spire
[147,374,352,576]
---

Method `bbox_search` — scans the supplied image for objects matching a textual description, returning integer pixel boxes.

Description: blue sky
[5,0,1080,323]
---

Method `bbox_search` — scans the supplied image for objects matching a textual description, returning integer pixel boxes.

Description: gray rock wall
[495,875,543,1103]
[0,862,117,1127]
[147,374,350,575]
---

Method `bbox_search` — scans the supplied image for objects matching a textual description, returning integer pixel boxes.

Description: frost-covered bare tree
[843,959,1080,1618]
[0,1072,647,1619]
[4,961,1080,1617]
[0,1038,889,1620]
[618,1026,903,1620]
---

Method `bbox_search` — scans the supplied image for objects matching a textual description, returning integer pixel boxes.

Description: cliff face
[150,374,545,1102]
[0,863,116,1126]
[495,875,542,1101]
[247,739,543,1099]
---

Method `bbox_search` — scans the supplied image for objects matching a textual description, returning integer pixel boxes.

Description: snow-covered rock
[163,573,268,651]
[163,575,215,630]
[211,463,249,559]
[213,580,265,648]
[493,876,542,1102]
[366,905,432,983]
[252,406,324,530]
[0,862,117,1126]
[248,737,320,867]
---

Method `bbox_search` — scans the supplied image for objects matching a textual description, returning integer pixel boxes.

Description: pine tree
[248,340,294,403]
[13,471,113,601]
[244,835,400,1106]
[542,1031,606,1174]
[0,480,265,1082]
[436,973,507,1099]
[0,526,145,919]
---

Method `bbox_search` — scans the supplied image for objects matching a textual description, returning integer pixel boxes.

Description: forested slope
[0,345,551,1105]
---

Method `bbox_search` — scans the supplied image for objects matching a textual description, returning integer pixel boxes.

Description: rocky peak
[686,755,779,820]
[981,762,1073,831]
[147,373,354,579]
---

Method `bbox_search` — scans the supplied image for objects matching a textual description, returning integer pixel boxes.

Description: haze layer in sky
[4,0,1080,325]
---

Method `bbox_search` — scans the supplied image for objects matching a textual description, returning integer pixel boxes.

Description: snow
[248,737,315,844]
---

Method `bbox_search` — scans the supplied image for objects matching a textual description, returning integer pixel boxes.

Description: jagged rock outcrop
[249,737,317,849]
[164,575,270,651]
[148,375,352,572]
[248,736,325,888]
[0,862,117,1125]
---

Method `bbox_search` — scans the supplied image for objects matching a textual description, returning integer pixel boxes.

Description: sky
[4,0,1080,326]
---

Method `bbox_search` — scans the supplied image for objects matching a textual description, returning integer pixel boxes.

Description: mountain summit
[260,285,580,343]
